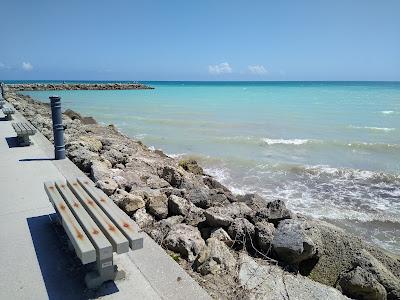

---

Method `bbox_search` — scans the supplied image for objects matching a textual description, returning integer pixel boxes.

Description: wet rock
[255,220,276,254]
[178,159,203,175]
[133,208,154,228]
[272,219,321,265]
[210,228,233,247]
[337,266,387,300]
[96,179,118,196]
[64,109,82,120]
[160,166,182,188]
[146,194,168,219]
[164,224,206,261]
[227,218,255,247]
[193,238,236,275]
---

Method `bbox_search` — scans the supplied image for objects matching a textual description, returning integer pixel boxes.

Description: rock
[255,220,275,254]
[203,176,236,202]
[236,193,267,211]
[146,194,168,219]
[186,188,210,208]
[178,159,203,175]
[79,135,102,152]
[95,179,118,196]
[168,195,190,215]
[209,193,230,206]
[254,199,293,225]
[204,207,234,227]
[164,224,206,261]
[210,228,233,247]
[119,194,145,215]
[272,219,321,265]
[227,218,255,247]
[193,238,236,275]
[64,109,82,120]
[353,250,400,300]
[67,146,98,172]
[204,202,253,227]
[101,148,128,166]
[239,254,349,300]
[143,174,170,189]
[133,208,154,228]
[160,166,182,188]
[81,116,97,125]
[123,171,145,190]
[90,160,111,182]
[337,266,387,300]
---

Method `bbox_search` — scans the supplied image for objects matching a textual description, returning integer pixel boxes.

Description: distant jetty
[4,82,154,91]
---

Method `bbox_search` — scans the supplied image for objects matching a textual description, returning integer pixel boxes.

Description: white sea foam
[349,125,395,132]
[381,110,395,115]
[167,153,187,159]
[262,138,310,145]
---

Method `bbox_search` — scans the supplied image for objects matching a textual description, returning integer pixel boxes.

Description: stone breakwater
[4,82,153,91]
[3,88,400,300]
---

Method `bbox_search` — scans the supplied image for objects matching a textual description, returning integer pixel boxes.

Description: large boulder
[118,194,145,215]
[133,208,154,229]
[237,193,267,211]
[227,218,255,247]
[193,238,236,275]
[146,194,168,219]
[186,188,210,209]
[168,195,205,226]
[160,166,182,188]
[178,159,203,175]
[255,220,276,254]
[78,135,102,152]
[90,159,112,182]
[149,216,185,243]
[253,199,293,225]
[204,202,253,227]
[337,266,387,300]
[239,254,349,300]
[210,228,233,246]
[95,179,118,196]
[164,224,206,261]
[272,219,321,265]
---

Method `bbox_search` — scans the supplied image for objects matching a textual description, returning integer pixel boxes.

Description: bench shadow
[5,137,21,148]
[27,214,119,300]
[0,116,9,121]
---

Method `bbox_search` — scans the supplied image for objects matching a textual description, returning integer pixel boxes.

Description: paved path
[0,101,210,300]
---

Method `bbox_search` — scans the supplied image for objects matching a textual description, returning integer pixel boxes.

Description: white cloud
[22,62,33,71]
[208,62,232,74]
[248,65,268,75]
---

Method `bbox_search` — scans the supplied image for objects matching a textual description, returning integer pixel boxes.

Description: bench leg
[85,256,125,289]
[17,135,32,146]
[5,114,12,121]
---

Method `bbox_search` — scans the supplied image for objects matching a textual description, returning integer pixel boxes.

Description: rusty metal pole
[49,95,65,160]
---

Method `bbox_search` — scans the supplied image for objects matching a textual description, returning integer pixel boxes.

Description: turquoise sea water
[21,81,400,253]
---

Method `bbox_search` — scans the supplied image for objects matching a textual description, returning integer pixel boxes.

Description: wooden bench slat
[77,178,144,250]
[21,122,35,135]
[44,181,96,264]
[55,181,113,261]
[67,179,129,254]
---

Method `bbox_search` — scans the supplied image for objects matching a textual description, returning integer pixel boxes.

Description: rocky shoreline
[3,87,400,300]
[3,82,153,91]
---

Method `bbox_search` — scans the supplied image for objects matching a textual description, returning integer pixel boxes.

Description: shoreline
[3,86,400,299]
[2,82,154,91]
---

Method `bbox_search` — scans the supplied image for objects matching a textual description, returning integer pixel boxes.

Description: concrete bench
[12,122,37,146]
[2,107,15,120]
[44,177,144,288]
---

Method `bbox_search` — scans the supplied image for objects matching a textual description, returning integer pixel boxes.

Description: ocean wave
[349,125,396,132]
[262,138,310,145]
[381,110,395,115]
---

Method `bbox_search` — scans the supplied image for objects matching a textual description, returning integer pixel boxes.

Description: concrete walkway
[0,101,211,300]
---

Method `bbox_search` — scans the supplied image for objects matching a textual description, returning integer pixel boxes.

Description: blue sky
[0,0,399,81]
